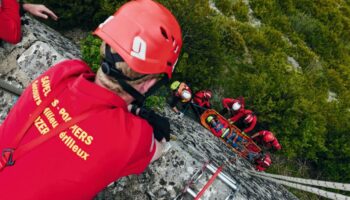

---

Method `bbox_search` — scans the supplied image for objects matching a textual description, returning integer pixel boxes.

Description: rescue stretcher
[200,109,261,160]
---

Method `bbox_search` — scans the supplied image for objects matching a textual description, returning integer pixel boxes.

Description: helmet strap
[144,76,169,97]
[102,45,169,106]
[102,45,145,106]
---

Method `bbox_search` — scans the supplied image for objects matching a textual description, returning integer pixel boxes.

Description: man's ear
[136,78,158,95]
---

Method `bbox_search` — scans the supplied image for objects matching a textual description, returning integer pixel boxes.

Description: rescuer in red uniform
[0,0,182,199]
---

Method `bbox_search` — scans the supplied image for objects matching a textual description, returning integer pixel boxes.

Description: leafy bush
[27,0,100,30]
[144,95,166,110]
[27,0,127,30]
[80,35,102,72]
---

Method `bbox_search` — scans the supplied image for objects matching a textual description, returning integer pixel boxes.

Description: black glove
[131,105,171,142]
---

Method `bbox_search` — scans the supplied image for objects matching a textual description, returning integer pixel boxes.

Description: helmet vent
[160,27,169,40]
[167,61,172,67]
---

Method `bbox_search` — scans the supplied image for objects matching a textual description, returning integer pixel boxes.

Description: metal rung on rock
[175,163,239,200]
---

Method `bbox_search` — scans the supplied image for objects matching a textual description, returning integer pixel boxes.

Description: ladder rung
[187,187,198,198]
[206,164,238,190]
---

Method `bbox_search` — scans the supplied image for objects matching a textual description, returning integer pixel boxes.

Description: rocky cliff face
[0,17,298,200]
[96,108,299,200]
[0,15,81,122]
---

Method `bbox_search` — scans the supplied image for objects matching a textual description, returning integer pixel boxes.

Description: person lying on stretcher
[206,115,247,150]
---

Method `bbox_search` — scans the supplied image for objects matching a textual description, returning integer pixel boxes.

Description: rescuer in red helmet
[254,153,272,171]
[0,0,182,199]
[228,109,257,134]
[251,130,282,151]
[220,96,245,116]
[193,90,212,109]
[169,81,192,117]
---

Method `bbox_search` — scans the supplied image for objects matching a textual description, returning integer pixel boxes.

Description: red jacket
[193,90,211,108]
[0,60,156,199]
[0,0,21,44]
[222,97,245,121]
[255,162,267,171]
[255,155,271,172]
[230,109,256,133]
[253,130,281,150]
[222,97,245,110]
[254,130,273,146]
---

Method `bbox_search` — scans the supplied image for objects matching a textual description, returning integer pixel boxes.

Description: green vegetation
[27,0,127,30]
[80,35,102,72]
[41,0,350,193]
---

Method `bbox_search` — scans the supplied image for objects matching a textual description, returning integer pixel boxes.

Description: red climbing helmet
[263,131,275,143]
[244,114,254,124]
[94,0,182,78]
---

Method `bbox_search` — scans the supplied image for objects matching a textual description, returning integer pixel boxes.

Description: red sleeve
[222,98,233,109]
[230,109,246,122]
[0,0,21,44]
[243,116,257,133]
[255,165,266,171]
[259,130,266,137]
[120,118,155,176]
[244,109,252,115]
[194,91,203,98]
[237,96,245,108]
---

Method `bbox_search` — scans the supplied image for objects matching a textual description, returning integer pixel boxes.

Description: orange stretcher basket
[200,109,261,159]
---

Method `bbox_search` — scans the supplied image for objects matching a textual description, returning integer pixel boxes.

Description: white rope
[248,170,350,191]
[250,172,350,200]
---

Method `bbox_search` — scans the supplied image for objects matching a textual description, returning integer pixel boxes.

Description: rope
[191,103,208,111]
[249,172,350,200]
[181,102,192,115]
[249,170,350,191]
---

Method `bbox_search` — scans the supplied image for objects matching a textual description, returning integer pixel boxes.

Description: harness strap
[13,109,97,163]
[12,79,70,148]
[0,78,103,171]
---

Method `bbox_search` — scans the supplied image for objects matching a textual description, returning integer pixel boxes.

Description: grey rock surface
[0,15,298,200]
[96,108,299,200]
[0,15,81,122]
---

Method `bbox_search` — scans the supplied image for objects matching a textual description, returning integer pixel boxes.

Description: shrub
[27,0,126,31]
[27,0,100,30]
[80,35,102,72]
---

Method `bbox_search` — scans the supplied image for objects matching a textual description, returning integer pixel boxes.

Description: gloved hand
[131,105,171,142]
